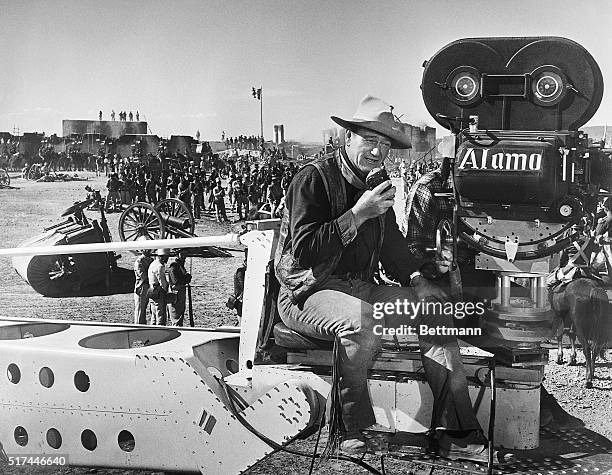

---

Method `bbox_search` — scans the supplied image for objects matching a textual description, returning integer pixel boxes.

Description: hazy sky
[1,0,611,142]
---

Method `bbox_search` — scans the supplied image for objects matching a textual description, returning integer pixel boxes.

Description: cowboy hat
[134,236,152,255]
[155,248,171,256]
[331,95,412,149]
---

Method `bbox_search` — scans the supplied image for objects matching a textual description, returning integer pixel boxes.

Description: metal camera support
[423,36,610,357]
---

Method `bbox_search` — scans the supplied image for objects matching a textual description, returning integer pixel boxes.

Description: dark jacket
[275,151,425,303]
[168,258,191,290]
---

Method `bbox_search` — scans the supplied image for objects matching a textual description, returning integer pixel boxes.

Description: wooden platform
[286,341,544,385]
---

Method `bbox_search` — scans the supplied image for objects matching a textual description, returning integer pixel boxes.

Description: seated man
[275,96,500,462]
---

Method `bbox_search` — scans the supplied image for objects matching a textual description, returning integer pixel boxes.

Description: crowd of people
[223,134,260,150]
[400,159,441,195]
[104,154,299,222]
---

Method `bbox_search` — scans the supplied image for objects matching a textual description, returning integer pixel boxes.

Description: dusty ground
[0,173,611,474]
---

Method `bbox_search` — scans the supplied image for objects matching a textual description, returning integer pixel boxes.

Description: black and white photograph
[1,1,611,474]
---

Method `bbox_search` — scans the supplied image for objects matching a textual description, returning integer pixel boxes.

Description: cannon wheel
[119,202,166,241]
[0,168,9,186]
[155,198,195,236]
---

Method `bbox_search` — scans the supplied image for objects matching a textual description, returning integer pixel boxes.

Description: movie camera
[421,37,611,354]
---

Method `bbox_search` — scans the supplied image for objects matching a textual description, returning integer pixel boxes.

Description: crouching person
[274,96,505,463]
[147,248,170,325]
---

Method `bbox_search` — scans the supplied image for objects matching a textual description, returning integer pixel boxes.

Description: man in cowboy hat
[275,96,499,462]
[148,248,170,325]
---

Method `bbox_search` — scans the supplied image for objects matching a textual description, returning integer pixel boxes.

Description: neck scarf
[337,147,367,191]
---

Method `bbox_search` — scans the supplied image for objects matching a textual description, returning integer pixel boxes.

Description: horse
[549,277,612,388]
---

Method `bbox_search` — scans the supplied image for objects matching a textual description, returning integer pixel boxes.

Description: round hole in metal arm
[14,426,28,446]
[74,370,90,392]
[226,359,239,374]
[39,367,54,388]
[81,429,97,451]
[118,430,135,452]
[7,363,21,384]
[46,428,62,449]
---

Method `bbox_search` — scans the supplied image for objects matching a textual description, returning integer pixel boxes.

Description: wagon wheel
[155,198,195,237]
[27,164,42,181]
[119,202,166,241]
[0,168,9,186]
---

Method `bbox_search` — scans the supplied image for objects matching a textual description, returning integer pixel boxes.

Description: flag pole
[259,86,264,146]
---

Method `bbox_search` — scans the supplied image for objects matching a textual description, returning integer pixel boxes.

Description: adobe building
[115,135,160,158]
[62,120,147,139]
[18,132,44,158]
[166,135,197,157]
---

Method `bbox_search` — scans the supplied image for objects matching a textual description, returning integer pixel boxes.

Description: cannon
[11,196,118,297]
[118,198,195,241]
[118,198,232,258]
[12,194,232,296]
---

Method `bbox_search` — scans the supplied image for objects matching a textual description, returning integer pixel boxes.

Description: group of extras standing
[99,110,139,122]
[133,248,192,327]
[105,156,297,223]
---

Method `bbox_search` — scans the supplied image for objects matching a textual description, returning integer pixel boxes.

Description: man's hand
[411,275,448,302]
[436,246,453,274]
[351,181,395,228]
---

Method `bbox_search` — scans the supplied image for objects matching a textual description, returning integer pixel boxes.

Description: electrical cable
[217,375,383,475]
[307,407,325,475]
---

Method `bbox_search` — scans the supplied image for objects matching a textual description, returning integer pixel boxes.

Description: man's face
[345,129,392,175]
[159,255,169,264]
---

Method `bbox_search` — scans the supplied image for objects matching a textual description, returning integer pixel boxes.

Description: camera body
[421,37,611,349]
[422,37,611,262]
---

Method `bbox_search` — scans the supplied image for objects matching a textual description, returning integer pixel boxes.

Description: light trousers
[278,277,482,434]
